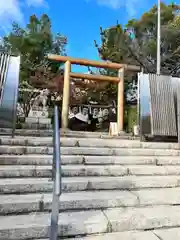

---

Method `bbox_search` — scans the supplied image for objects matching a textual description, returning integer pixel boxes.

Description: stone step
[0,210,106,240]
[0,145,180,156]
[0,128,134,139]
[29,231,161,240]
[60,228,180,240]
[0,129,106,137]
[103,205,180,232]
[37,229,179,240]
[1,176,180,194]
[0,190,137,214]
[0,155,83,165]
[1,188,180,214]
[0,165,127,178]
[0,137,178,149]
[2,165,180,178]
[0,155,180,166]
[1,206,180,239]
[154,228,180,240]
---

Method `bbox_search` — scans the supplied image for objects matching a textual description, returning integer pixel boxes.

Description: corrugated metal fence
[0,53,10,105]
[139,73,180,139]
[0,54,20,136]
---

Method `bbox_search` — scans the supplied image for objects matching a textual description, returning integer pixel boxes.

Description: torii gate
[48,54,140,133]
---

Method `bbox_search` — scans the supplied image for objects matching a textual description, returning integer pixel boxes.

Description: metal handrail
[50,105,62,240]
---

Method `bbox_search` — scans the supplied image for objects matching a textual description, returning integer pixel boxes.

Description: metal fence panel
[0,53,10,105]
[0,56,20,132]
[176,83,180,142]
[172,77,180,142]
[139,73,151,135]
[149,74,177,136]
[139,73,178,137]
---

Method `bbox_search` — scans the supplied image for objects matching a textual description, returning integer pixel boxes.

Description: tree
[0,14,68,116]
[96,3,180,76]
[93,3,180,107]
[1,14,67,89]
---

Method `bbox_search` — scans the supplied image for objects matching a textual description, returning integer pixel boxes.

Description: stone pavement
[0,133,180,239]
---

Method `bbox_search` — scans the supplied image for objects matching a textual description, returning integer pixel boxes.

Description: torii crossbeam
[48,54,140,132]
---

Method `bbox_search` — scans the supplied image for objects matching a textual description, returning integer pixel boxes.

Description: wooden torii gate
[48,54,140,133]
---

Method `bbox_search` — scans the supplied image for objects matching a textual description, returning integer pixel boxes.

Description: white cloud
[26,0,48,8]
[0,0,46,33]
[90,0,143,17]
[0,0,23,26]
[97,0,122,9]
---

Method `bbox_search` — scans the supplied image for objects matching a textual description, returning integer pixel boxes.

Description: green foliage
[125,106,137,132]
[96,3,180,76]
[1,13,67,88]
[92,2,180,124]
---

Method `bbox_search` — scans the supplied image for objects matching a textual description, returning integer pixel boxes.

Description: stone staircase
[1,133,180,239]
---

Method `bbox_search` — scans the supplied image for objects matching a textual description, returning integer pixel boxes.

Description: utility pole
[157,0,161,75]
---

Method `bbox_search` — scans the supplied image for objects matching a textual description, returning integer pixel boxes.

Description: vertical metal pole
[157,0,161,75]
[54,105,61,196]
[50,105,61,240]
[52,120,55,181]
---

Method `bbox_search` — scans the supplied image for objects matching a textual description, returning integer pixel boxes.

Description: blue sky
[0,0,177,72]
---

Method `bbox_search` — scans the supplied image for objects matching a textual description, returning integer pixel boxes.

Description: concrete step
[0,190,137,214]
[0,128,135,139]
[1,188,180,214]
[0,165,127,178]
[1,206,180,239]
[0,137,178,149]
[1,145,180,156]
[1,155,180,166]
[31,231,160,240]
[2,165,180,178]
[37,229,180,240]
[0,210,106,240]
[0,155,83,165]
[58,228,180,240]
[1,176,180,193]
[0,129,107,137]
[154,228,180,240]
